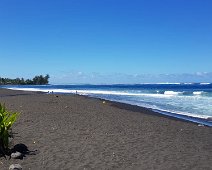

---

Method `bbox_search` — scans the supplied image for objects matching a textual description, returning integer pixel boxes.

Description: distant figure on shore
[76,91,78,95]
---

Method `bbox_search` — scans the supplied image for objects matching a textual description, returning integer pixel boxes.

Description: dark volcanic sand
[0,88,211,170]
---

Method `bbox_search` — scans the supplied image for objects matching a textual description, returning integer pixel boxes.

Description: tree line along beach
[0,75,50,85]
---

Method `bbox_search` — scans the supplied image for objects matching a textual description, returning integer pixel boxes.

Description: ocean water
[2,83,212,126]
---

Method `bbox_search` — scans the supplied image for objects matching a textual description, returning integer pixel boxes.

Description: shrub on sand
[0,103,19,156]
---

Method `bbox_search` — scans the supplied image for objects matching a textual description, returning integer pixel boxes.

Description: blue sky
[0,0,211,84]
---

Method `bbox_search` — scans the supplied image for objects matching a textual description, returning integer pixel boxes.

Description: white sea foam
[164,91,182,95]
[200,83,211,85]
[7,88,46,92]
[155,108,211,119]
[7,87,73,93]
[7,87,174,98]
[193,91,203,95]
[124,100,212,119]
[156,83,181,85]
[97,95,212,120]
[183,83,194,85]
[73,90,176,98]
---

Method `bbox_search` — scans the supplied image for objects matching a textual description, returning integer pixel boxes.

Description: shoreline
[107,99,212,126]
[2,87,212,127]
[0,88,211,169]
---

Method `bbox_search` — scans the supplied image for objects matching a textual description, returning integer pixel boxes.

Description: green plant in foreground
[0,103,19,154]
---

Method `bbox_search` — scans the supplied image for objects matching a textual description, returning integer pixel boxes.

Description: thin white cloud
[50,71,212,84]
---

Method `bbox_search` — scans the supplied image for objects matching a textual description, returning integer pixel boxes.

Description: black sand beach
[0,88,211,170]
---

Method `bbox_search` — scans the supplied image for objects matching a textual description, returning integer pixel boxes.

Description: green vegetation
[0,103,19,155]
[0,74,50,85]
